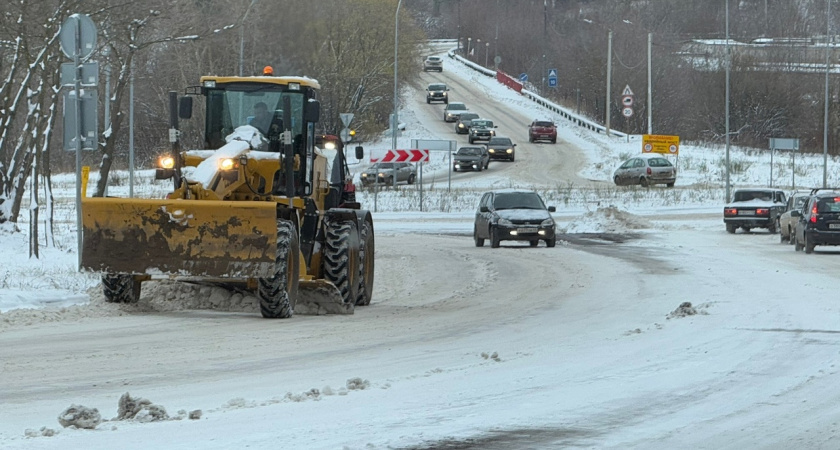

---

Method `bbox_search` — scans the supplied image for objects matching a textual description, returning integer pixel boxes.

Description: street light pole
[392,0,402,188]
[606,30,612,136]
[485,42,489,67]
[824,0,832,188]
[239,0,258,76]
[725,0,731,202]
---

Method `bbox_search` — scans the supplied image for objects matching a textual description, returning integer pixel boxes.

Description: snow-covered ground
[3,43,840,449]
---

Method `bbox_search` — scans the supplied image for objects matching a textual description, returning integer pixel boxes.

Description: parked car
[455,113,481,134]
[423,55,443,72]
[779,190,811,243]
[453,146,490,172]
[613,154,677,187]
[528,120,557,143]
[474,189,556,248]
[426,83,449,104]
[443,102,469,122]
[468,119,497,143]
[486,136,516,161]
[359,162,416,187]
[723,188,787,234]
[793,188,840,253]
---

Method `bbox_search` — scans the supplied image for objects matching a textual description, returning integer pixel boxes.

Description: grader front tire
[355,219,375,306]
[258,219,300,319]
[102,274,141,303]
[324,220,361,307]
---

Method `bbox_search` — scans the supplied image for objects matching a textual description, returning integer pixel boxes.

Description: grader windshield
[200,76,319,149]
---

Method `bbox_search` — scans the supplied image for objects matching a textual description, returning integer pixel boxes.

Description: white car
[779,190,811,243]
[423,56,443,72]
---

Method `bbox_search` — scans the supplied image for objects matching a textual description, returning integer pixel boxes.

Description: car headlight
[442,92,447,96]
[498,218,513,226]
[361,173,368,178]
[541,219,554,228]
[458,124,465,128]
[506,148,513,154]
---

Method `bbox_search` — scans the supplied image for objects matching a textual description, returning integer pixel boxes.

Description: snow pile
[57,405,102,429]
[666,301,709,319]
[117,392,169,422]
[563,206,653,233]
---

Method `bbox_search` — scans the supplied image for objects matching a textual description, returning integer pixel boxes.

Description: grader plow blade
[81,197,278,278]
[296,279,354,315]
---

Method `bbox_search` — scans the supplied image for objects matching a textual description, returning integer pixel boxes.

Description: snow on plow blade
[81,197,278,278]
[296,280,354,315]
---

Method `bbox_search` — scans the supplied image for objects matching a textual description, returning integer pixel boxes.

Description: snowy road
[4,215,840,449]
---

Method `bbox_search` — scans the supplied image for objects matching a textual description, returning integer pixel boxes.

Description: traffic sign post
[340,113,354,127]
[548,68,557,88]
[519,73,528,83]
[621,85,634,119]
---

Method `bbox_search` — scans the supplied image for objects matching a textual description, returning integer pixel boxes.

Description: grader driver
[80,72,374,317]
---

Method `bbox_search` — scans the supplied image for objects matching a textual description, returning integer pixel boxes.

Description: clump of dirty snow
[563,206,653,233]
[346,377,371,390]
[667,302,709,319]
[57,404,102,429]
[285,388,322,402]
[481,351,501,362]
[25,426,58,437]
[116,392,169,422]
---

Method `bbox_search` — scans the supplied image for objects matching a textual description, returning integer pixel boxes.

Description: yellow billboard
[642,134,679,155]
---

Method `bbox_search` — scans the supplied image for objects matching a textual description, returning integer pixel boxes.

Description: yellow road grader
[80,73,374,318]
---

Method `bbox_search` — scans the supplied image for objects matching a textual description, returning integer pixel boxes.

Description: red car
[528,120,557,143]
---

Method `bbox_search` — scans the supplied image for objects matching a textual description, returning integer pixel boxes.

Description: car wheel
[490,228,500,248]
[474,227,484,247]
[788,226,795,245]
[444,99,448,104]
[551,138,557,144]
[666,182,675,188]
[407,173,416,184]
[529,136,534,143]
[510,154,515,162]
[768,219,778,234]
[640,177,649,187]
[780,229,787,243]
[477,164,483,172]
[546,237,556,248]
[805,234,815,254]
[613,175,621,186]
[469,137,474,144]
[453,167,458,172]
[529,240,539,247]
[725,223,737,234]
[426,99,430,104]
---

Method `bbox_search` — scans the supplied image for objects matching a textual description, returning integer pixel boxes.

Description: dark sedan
[486,136,516,161]
[453,146,490,172]
[474,189,556,248]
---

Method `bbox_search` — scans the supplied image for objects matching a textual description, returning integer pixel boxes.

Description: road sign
[61,62,99,87]
[63,89,98,151]
[519,73,528,82]
[494,56,502,65]
[622,95,634,107]
[340,113,354,127]
[548,69,558,78]
[622,107,633,118]
[376,149,430,163]
[642,134,680,155]
[548,78,557,87]
[769,137,799,151]
[340,127,351,142]
[622,85,634,96]
[59,14,97,60]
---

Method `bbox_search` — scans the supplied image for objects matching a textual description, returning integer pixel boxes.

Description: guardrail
[446,49,627,139]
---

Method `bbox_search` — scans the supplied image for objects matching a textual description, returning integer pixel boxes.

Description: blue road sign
[548,77,557,87]
[519,73,528,82]
[548,68,558,78]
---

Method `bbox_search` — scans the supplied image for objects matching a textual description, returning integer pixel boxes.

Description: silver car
[359,162,416,187]
[780,190,811,243]
[613,155,676,187]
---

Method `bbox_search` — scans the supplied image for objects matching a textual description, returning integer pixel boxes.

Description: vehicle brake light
[646,167,652,175]
[724,208,737,215]
[811,204,818,223]
[756,208,769,216]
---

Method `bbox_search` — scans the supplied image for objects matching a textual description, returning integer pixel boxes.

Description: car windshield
[427,57,440,62]
[371,163,394,170]
[459,113,479,121]
[472,120,492,128]
[447,103,467,111]
[647,157,673,167]
[793,196,809,209]
[493,192,546,210]
[534,121,554,127]
[457,148,481,156]
[489,138,512,146]
[428,84,446,91]
[733,190,774,202]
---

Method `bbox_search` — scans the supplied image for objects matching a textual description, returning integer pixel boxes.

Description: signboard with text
[642,134,680,155]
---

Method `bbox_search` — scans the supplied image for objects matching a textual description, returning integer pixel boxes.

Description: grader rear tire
[102,274,141,303]
[324,219,361,307]
[258,219,299,319]
[355,219,375,306]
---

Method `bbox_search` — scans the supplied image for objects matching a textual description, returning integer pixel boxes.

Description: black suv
[793,189,840,253]
[468,119,496,143]
[426,83,449,104]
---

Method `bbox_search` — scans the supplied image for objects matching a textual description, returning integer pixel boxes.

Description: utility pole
[647,33,652,135]
[606,30,612,136]
[392,0,402,188]
[824,0,832,188]
[725,0,731,202]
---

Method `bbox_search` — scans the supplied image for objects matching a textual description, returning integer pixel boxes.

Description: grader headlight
[159,155,176,169]
[219,158,236,171]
